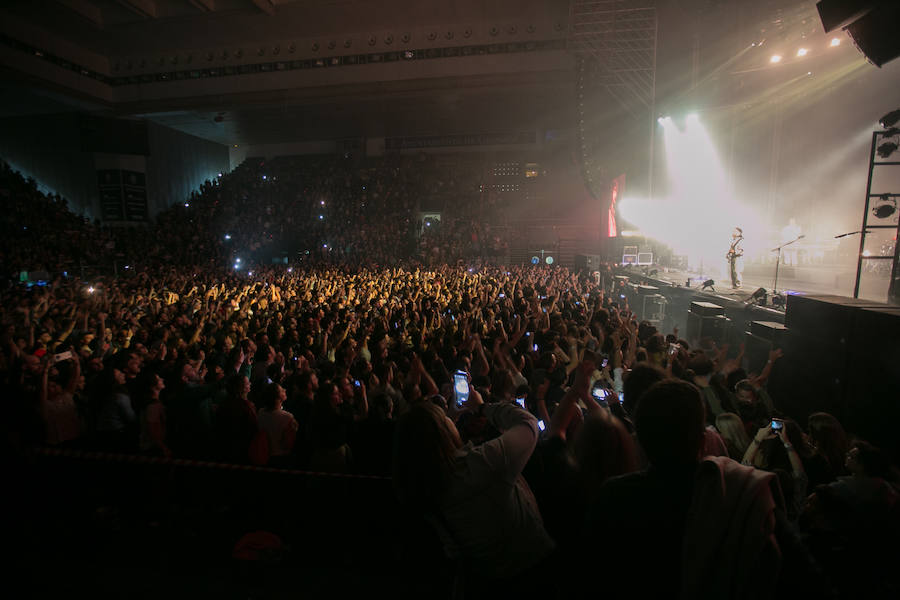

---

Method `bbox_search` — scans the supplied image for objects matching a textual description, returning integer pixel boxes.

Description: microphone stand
[834,230,865,239]
[771,235,804,294]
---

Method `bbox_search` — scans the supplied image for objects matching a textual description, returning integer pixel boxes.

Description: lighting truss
[568,0,658,113]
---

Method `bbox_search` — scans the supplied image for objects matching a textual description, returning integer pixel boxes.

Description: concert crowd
[2,157,897,599]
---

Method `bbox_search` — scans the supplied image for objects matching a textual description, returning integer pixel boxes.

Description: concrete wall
[0,114,229,219]
[0,113,98,218]
[145,122,229,214]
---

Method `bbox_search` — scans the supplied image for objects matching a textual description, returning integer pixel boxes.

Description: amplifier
[690,301,725,317]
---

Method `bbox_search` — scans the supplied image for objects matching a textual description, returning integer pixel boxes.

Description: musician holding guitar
[726,227,744,289]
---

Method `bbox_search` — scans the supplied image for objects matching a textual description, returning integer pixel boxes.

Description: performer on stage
[726,227,744,289]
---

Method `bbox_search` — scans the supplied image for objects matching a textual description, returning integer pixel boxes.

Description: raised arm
[477,403,540,481]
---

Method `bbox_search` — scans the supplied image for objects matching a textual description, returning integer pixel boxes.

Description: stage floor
[636,264,891,305]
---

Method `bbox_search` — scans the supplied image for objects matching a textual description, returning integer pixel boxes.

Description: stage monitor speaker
[816,0,900,67]
[690,301,725,318]
[636,285,659,295]
[749,320,788,341]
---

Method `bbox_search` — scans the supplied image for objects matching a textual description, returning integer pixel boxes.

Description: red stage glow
[608,174,624,237]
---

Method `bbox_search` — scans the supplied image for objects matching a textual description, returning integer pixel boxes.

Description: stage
[617,261,892,312]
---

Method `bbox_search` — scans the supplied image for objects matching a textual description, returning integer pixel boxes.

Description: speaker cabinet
[686,313,731,347]
[744,322,788,375]
[817,0,900,67]
[690,301,725,317]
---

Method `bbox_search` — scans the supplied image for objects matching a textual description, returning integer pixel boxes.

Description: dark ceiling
[0,0,574,146]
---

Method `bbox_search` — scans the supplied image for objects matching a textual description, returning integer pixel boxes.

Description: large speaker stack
[574,254,603,271]
[686,301,730,348]
[817,0,900,67]
[781,294,900,459]
[744,321,788,375]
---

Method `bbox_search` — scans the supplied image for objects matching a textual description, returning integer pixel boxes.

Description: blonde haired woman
[715,412,750,460]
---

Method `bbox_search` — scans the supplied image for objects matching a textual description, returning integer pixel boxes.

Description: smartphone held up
[453,370,469,407]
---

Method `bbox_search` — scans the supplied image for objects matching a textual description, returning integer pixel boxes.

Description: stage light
[770,54,782,64]
[287,267,292,273]
[262,175,267,180]
[797,48,808,57]
[235,257,241,263]
[877,141,898,159]
[830,38,841,47]
[224,234,231,240]
[751,287,768,305]
[184,202,190,208]
[880,109,900,129]
[701,279,716,291]
[318,214,324,220]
